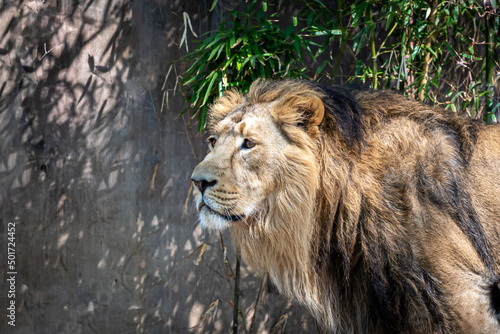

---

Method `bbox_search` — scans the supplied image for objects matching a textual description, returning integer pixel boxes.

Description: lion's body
[191,80,500,333]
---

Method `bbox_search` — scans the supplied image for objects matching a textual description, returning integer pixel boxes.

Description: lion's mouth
[199,202,244,222]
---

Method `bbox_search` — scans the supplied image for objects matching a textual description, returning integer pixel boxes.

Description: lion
[191,79,500,333]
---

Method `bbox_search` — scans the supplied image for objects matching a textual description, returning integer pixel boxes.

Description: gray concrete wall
[0,1,315,333]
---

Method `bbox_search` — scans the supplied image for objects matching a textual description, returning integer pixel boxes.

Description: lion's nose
[191,178,217,194]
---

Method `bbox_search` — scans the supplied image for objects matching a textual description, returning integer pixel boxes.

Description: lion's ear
[300,95,324,138]
[272,94,325,138]
[306,96,325,127]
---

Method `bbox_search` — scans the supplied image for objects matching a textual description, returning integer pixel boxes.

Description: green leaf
[351,2,367,26]
[281,25,295,39]
[424,45,438,57]
[385,12,393,31]
[453,4,459,21]
[315,59,330,76]
[218,80,224,97]
[202,72,219,106]
[312,0,327,9]
[307,11,314,26]
[355,59,364,77]
[182,72,204,86]
[222,54,237,71]
[257,8,265,20]
[353,26,368,53]
[198,105,208,131]
[443,41,457,57]
[238,56,254,72]
[207,44,224,61]
[209,0,219,11]
[292,38,302,58]
[309,29,342,36]
[230,34,236,48]
[410,45,422,59]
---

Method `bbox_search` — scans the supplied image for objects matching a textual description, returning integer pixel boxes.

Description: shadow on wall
[0,1,315,333]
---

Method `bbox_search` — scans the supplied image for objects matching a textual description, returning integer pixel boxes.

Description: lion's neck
[230,174,329,326]
[231,198,316,294]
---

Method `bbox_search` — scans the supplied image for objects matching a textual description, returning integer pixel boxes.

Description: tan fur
[191,79,500,333]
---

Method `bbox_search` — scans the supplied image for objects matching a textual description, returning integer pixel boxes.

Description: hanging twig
[38,43,62,61]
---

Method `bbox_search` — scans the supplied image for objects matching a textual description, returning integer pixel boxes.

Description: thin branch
[232,250,241,334]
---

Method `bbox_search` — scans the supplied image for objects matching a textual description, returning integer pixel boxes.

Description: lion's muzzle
[191,163,246,225]
[191,155,219,194]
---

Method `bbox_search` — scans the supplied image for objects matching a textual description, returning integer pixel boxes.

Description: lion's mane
[199,80,500,333]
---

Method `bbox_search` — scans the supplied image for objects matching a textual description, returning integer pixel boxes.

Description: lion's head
[191,80,325,233]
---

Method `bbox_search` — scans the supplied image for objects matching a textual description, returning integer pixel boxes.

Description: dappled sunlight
[0,1,315,333]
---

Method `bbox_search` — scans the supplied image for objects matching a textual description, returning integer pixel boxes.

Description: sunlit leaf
[196,244,207,265]
[202,72,219,106]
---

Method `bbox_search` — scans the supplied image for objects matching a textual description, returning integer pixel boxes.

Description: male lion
[191,79,500,333]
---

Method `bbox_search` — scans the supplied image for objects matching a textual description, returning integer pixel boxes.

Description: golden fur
[191,79,500,333]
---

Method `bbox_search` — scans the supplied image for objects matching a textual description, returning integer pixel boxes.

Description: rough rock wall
[0,1,315,333]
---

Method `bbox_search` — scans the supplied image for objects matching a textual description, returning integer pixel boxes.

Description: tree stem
[484,10,496,123]
[367,5,377,89]
[232,251,241,334]
[419,1,437,101]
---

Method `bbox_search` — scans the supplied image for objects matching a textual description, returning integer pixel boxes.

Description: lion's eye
[242,138,256,149]
[208,137,217,149]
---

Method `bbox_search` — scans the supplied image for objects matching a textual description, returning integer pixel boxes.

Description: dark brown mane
[309,84,492,331]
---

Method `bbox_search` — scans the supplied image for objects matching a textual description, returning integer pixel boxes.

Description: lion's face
[191,104,289,230]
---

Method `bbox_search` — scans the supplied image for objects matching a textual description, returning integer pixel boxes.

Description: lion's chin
[197,203,244,230]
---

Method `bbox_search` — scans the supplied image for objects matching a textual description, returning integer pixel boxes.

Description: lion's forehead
[214,103,278,139]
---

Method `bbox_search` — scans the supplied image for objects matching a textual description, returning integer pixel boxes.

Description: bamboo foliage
[179,0,499,129]
[180,0,342,130]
